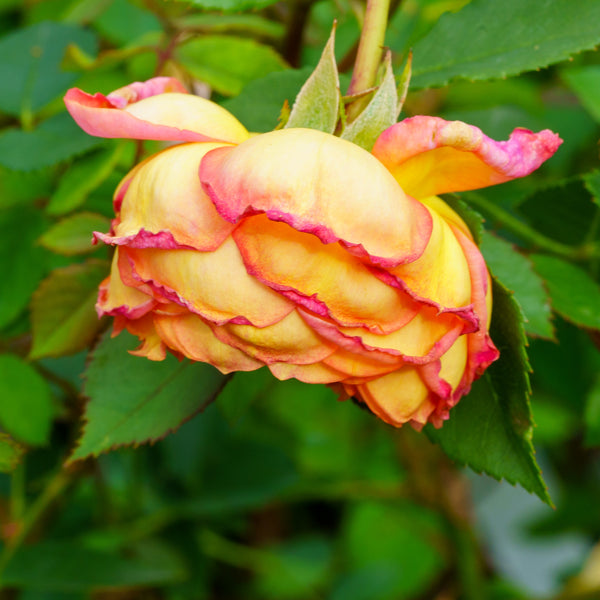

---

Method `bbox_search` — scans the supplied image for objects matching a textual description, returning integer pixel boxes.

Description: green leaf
[93,0,162,46]
[177,35,287,97]
[221,68,312,132]
[480,233,553,339]
[29,260,109,360]
[427,279,551,504]
[342,52,398,151]
[516,179,598,246]
[46,144,127,216]
[0,112,105,171]
[2,540,186,591]
[174,13,284,39]
[0,354,54,446]
[584,375,600,447]
[411,0,600,89]
[39,212,110,255]
[285,27,339,133]
[562,65,600,124]
[0,21,97,117]
[71,330,229,460]
[176,0,281,11]
[0,165,53,210]
[0,205,48,329]
[217,369,275,425]
[530,254,600,331]
[0,433,25,473]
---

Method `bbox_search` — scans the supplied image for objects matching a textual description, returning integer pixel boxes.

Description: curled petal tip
[373,116,562,198]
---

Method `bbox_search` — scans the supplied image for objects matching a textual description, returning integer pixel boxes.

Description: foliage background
[1,0,600,598]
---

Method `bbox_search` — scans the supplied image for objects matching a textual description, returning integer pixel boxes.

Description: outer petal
[200,128,433,269]
[95,143,236,251]
[123,314,167,361]
[120,239,295,327]
[372,116,562,199]
[233,215,421,334]
[153,313,263,373]
[268,361,348,385]
[65,77,249,144]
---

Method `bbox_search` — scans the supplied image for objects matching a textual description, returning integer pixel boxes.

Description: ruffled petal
[300,308,465,364]
[96,143,236,251]
[96,249,156,319]
[372,198,473,318]
[200,128,432,269]
[123,313,167,361]
[268,361,347,384]
[65,77,249,144]
[372,116,562,199]
[154,313,263,373]
[212,309,337,365]
[120,238,295,327]
[233,215,422,333]
[356,368,434,427]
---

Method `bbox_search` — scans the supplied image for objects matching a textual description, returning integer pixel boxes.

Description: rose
[65,77,561,429]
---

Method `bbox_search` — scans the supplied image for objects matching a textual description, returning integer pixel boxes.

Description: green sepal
[285,26,340,133]
[341,51,398,151]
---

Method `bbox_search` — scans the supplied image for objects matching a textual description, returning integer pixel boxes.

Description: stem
[346,0,391,121]
[0,464,81,586]
[283,0,315,68]
[466,193,600,261]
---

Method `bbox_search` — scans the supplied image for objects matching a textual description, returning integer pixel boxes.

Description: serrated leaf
[0,205,48,329]
[46,143,127,215]
[39,212,110,255]
[0,112,105,172]
[0,354,54,446]
[175,0,280,11]
[426,279,550,504]
[0,21,97,117]
[411,0,600,89]
[531,254,600,331]
[0,165,53,210]
[480,233,553,339]
[285,27,339,133]
[517,179,598,246]
[584,375,600,447]
[342,52,398,151]
[563,65,600,124]
[177,35,287,97]
[71,330,229,461]
[29,260,109,360]
[0,433,25,473]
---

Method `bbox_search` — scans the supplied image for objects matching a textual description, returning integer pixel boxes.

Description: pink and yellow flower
[65,77,561,429]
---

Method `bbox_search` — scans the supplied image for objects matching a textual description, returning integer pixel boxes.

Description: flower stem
[346,0,390,122]
[465,192,600,261]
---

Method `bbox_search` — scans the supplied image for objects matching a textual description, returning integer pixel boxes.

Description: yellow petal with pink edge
[65,77,249,144]
[321,348,401,379]
[300,307,466,363]
[123,314,167,361]
[268,361,347,384]
[376,198,473,317]
[121,238,295,327]
[201,128,432,269]
[96,143,236,251]
[97,249,155,319]
[154,313,263,373]
[212,309,337,365]
[356,368,434,427]
[233,215,421,333]
[372,116,562,199]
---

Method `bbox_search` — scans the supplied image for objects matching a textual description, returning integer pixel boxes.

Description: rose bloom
[65,77,561,429]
